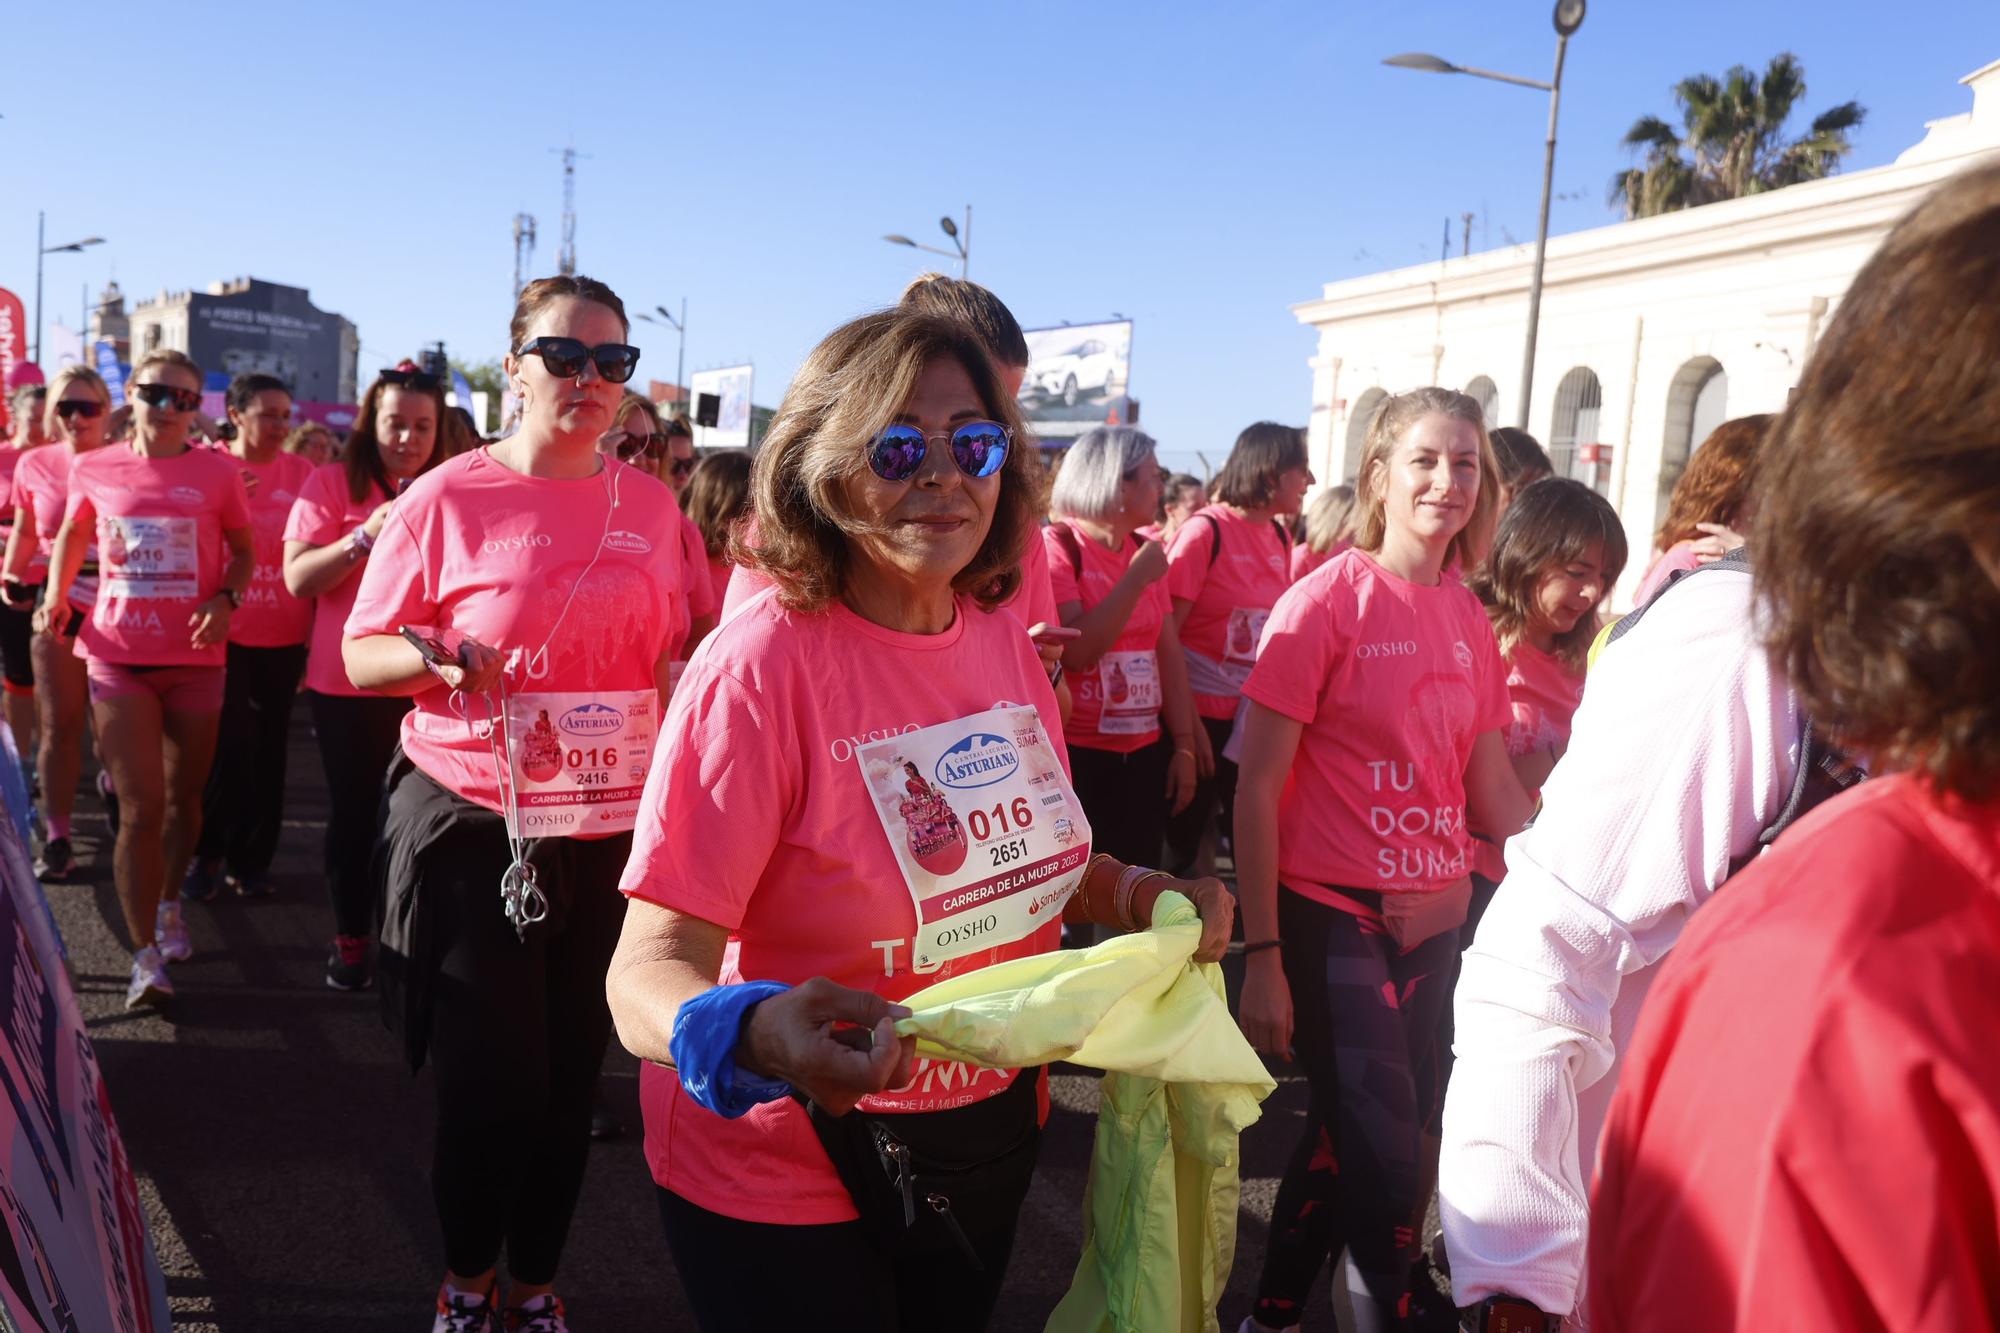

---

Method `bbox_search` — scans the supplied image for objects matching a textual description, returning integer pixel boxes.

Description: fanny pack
[798,1068,1042,1267]
[1379,878,1473,950]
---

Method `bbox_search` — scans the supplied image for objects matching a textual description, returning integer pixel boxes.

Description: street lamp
[636,299,687,402]
[1384,0,1584,429]
[883,206,972,278]
[35,211,106,363]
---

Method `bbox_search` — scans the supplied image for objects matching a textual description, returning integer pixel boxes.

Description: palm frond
[1810,100,1866,135]
[1621,114,1681,154]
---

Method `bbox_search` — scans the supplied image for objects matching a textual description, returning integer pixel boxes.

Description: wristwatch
[1461,1295,1561,1333]
[220,587,242,610]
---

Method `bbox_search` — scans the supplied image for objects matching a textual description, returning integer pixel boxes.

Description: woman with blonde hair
[283,421,337,467]
[1290,483,1357,582]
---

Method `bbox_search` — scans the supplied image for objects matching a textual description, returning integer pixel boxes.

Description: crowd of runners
[1,156,1994,1333]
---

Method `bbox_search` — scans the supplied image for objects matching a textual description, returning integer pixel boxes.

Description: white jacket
[1438,565,1801,1320]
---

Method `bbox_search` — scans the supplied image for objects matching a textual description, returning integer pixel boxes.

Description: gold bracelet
[1129,870,1175,928]
[1112,864,1149,931]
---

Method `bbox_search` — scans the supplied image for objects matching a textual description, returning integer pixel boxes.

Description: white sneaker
[126,947,174,1010]
[156,901,192,962]
[432,1281,500,1333]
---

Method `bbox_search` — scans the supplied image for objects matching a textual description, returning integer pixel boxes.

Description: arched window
[1343,387,1387,482]
[1464,376,1501,427]
[1659,358,1727,517]
[1548,367,1604,490]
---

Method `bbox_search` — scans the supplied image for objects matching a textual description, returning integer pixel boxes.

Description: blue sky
[3,1,1993,472]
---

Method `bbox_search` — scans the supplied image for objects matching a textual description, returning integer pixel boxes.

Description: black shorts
[0,595,37,692]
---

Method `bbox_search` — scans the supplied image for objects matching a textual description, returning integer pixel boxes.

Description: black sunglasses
[668,453,696,478]
[55,399,107,420]
[516,337,640,384]
[133,383,202,413]
[613,432,664,463]
[866,420,1013,483]
[378,367,440,391]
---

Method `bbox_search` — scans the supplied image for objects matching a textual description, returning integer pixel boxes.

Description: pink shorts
[86,660,226,712]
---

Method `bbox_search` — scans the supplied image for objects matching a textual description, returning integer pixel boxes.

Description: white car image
[1028,337,1120,407]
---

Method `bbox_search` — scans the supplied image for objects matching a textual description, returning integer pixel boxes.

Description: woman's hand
[437,637,506,695]
[1239,953,1294,1060]
[31,603,68,640]
[1161,873,1235,963]
[740,976,917,1116]
[188,594,232,649]
[1126,538,1169,587]
[1690,521,1746,562]
[1026,622,1081,682]
[1190,718,1216,778]
[363,499,397,541]
[1165,745,1198,814]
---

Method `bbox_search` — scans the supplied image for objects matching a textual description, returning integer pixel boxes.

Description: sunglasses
[378,367,440,390]
[133,383,202,413]
[55,400,107,420]
[866,420,1012,483]
[614,432,664,463]
[516,337,640,384]
[668,454,696,478]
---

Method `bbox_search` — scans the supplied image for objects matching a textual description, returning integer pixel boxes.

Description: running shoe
[505,1294,568,1333]
[325,935,371,992]
[156,901,193,963]
[181,858,223,904]
[231,872,275,899]
[125,947,173,1010]
[97,770,119,838]
[433,1283,500,1333]
[34,836,75,882]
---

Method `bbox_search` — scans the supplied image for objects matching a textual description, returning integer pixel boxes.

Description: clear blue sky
[4,1,1993,472]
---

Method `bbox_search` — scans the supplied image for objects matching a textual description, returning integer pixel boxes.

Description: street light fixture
[636,299,688,403]
[34,211,106,363]
[1383,0,1584,429]
[882,206,972,278]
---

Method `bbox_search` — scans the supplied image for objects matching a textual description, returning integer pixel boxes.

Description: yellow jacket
[896,893,1275,1333]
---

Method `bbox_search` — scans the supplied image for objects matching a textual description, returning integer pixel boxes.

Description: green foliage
[1611,53,1866,219]
[449,359,507,431]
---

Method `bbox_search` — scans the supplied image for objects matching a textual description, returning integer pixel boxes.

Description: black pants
[383,765,631,1285]
[1163,713,1238,875]
[1254,887,1460,1333]
[306,690,411,938]
[196,642,308,878]
[1066,735,1170,869]
[0,598,35,690]
[657,1186,1020,1332]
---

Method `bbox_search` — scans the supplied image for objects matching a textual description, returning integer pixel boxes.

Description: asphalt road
[48,712,1347,1331]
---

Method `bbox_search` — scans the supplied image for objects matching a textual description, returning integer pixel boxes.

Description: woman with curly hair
[1630,413,1771,605]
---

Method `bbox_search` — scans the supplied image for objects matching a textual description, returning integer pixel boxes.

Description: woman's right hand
[437,636,506,695]
[1239,954,1294,1061]
[30,603,65,639]
[741,976,917,1116]
[1127,538,1169,587]
[363,500,397,541]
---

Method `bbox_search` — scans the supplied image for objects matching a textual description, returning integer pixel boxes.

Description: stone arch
[1658,357,1727,517]
[1548,367,1604,490]
[1464,375,1501,427]
[1343,387,1388,482]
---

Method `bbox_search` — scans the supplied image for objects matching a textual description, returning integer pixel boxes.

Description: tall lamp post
[637,300,687,403]
[1385,0,1584,430]
[35,211,106,363]
[883,206,971,279]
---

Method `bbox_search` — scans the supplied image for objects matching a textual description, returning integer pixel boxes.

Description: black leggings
[197,642,307,878]
[1162,713,1238,875]
[656,1187,1020,1331]
[306,690,410,938]
[1066,735,1170,868]
[1254,886,1460,1332]
[0,599,34,690]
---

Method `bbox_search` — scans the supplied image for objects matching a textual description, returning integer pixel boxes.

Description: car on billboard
[1027,336,1120,407]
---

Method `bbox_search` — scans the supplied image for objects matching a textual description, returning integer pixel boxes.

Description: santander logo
[603,530,652,555]
[481,532,555,555]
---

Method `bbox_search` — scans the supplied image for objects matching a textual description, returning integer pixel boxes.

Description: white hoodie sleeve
[1438,568,1800,1318]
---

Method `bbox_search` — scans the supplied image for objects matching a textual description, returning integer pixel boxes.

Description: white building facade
[1293,58,2000,599]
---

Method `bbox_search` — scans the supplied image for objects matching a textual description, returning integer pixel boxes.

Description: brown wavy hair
[736,309,1038,613]
[1653,414,1772,550]
[1471,477,1629,669]
[1352,386,1498,572]
[685,449,753,558]
[1754,159,2000,797]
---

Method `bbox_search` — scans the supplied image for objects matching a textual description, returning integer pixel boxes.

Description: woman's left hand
[1165,745,1198,815]
[1027,622,1080,683]
[1155,874,1234,963]
[1191,719,1216,779]
[189,594,232,649]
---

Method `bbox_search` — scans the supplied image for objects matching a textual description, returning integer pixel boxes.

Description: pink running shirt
[1501,641,1585,763]
[1166,506,1293,720]
[704,554,731,617]
[283,463,392,698]
[676,507,717,624]
[1242,548,1510,899]
[344,450,685,814]
[11,445,83,588]
[621,589,1070,1225]
[63,444,253,668]
[1044,522,1169,753]
[1632,539,1703,607]
[229,450,315,647]
[1290,540,1348,584]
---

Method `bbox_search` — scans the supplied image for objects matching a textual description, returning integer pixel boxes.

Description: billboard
[0,288,27,438]
[1017,320,1133,443]
[689,364,754,451]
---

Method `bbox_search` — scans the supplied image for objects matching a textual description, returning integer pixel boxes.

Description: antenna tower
[549,144,591,277]
[512,213,538,300]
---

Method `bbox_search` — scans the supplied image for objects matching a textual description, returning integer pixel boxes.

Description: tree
[1611,53,1865,219]
[449,358,507,432]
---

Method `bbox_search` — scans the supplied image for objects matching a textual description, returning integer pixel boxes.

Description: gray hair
[1050,425,1157,522]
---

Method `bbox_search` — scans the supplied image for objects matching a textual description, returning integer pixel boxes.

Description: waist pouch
[1380,878,1473,950]
[799,1068,1041,1267]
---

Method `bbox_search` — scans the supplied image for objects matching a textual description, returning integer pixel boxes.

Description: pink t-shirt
[228,450,315,648]
[63,444,253,668]
[676,508,717,625]
[344,450,685,814]
[0,447,31,556]
[620,589,1070,1225]
[1501,641,1585,761]
[1632,539,1703,607]
[283,463,392,698]
[1290,540,1348,583]
[1045,521,1170,753]
[705,553,731,614]
[11,445,81,587]
[1242,548,1510,898]
[1166,507,1293,721]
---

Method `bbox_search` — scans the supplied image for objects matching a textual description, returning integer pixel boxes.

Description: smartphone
[400,626,458,669]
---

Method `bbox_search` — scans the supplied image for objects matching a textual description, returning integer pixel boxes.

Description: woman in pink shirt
[3,366,112,881]
[0,383,50,770]
[680,448,751,641]
[1630,413,1770,606]
[342,277,682,1332]
[1162,421,1312,876]
[1289,482,1356,583]
[40,350,255,1010]
[1233,387,1534,1333]
[281,365,444,992]
[606,308,1231,1332]
[1045,426,1203,890]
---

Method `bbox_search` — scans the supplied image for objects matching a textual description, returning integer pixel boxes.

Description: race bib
[507,689,657,836]
[1225,606,1269,665]
[1096,649,1161,735]
[858,705,1092,969]
[101,516,197,600]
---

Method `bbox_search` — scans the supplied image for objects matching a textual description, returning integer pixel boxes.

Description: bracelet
[347,525,375,556]
[667,981,795,1119]
[1173,748,1196,761]
[1112,864,1149,931]
[1243,939,1282,955]
[1128,870,1174,928]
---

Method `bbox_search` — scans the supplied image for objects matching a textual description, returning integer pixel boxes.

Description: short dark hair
[1488,427,1553,491]
[1754,159,2000,797]
[685,450,754,558]
[897,274,1029,369]
[1210,422,1307,509]
[226,373,291,413]
[1471,477,1629,669]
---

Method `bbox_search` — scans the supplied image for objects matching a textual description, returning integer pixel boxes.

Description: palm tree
[1612,53,1866,219]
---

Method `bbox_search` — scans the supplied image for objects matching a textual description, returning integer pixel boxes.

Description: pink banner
[0,288,28,437]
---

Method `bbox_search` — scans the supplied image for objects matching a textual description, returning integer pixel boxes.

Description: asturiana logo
[603,530,652,555]
[558,702,625,737]
[170,486,206,506]
[935,733,1019,789]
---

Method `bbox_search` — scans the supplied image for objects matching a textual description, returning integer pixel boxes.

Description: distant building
[124,277,359,403]
[1293,57,2000,601]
